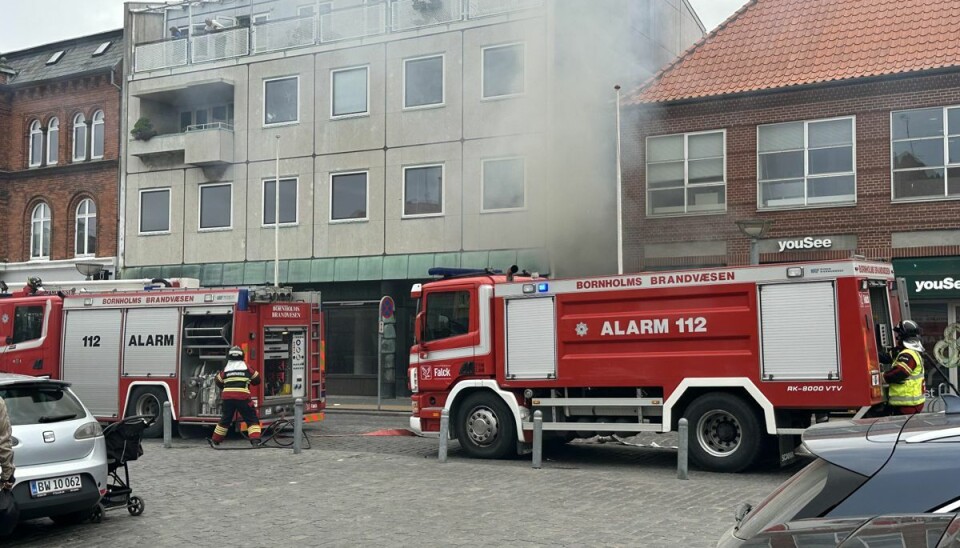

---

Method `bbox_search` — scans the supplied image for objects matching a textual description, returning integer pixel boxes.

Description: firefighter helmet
[894,320,921,340]
[227,346,244,360]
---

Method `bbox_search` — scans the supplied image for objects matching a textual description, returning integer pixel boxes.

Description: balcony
[133,0,543,73]
[129,123,233,167]
[129,132,185,159]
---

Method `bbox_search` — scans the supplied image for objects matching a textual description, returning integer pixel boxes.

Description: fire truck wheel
[684,393,762,473]
[456,392,517,459]
[128,387,167,439]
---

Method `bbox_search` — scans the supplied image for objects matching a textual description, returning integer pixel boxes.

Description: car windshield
[737,459,831,539]
[0,384,87,426]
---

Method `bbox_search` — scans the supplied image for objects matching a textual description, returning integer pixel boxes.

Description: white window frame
[138,188,172,235]
[403,54,445,110]
[645,129,727,217]
[297,4,315,17]
[330,65,370,120]
[198,182,233,232]
[75,198,96,257]
[401,163,445,219]
[30,202,51,260]
[91,110,105,160]
[251,12,270,24]
[890,106,960,203]
[261,177,300,227]
[72,113,87,163]
[262,75,300,128]
[46,117,59,166]
[481,42,526,101]
[480,156,526,213]
[28,120,43,168]
[756,116,857,211]
[329,170,370,223]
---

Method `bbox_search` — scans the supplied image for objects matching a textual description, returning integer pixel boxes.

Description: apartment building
[623,0,960,382]
[0,30,122,283]
[120,0,702,396]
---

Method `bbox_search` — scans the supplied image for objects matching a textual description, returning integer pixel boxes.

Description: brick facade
[0,71,120,265]
[623,70,960,271]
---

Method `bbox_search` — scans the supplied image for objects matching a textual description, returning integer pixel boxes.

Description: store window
[325,305,378,377]
[891,106,960,200]
[646,130,726,215]
[758,117,855,208]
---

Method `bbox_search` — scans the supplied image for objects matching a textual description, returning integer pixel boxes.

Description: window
[46,51,64,65]
[482,157,525,211]
[199,183,232,230]
[72,113,87,162]
[331,66,368,118]
[424,291,471,342]
[12,306,45,344]
[297,4,316,16]
[482,43,524,99]
[139,189,171,234]
[0,385,88,426]
[264,76,299,126]
[46,118,59,165]
[330,171,368,222]
[263,178,298,225]
[91,110,105,159]
[758,117,855,208]
[891,106,960,200]
[646,130,725,216]
[404,55,444,109]
[30,203,51,260]
[28,120,42,167]
[92,41,111,56]
[75,198,97,256]
[403,165,443,217]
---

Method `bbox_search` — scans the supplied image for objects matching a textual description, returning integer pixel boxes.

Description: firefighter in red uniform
[209,346,262,447]
[883,320,926,415]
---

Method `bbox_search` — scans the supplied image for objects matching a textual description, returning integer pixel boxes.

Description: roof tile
[629,0,960,104]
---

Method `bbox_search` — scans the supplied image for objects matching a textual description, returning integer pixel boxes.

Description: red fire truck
[408,259,903,472]
[0,278,325,437]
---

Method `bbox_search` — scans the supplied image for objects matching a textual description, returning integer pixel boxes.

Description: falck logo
[420,365,433,380]
[575,322,589,337]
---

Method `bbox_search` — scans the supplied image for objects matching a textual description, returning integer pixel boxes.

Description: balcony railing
[252,15,317,54]
[133,0,542,73]
[134,38,188,72]
[320,4,387,43]
[392,0,462,32]
[191,27,249,64]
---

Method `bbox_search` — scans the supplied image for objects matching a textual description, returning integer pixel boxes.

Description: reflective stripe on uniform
[889,348,925,406]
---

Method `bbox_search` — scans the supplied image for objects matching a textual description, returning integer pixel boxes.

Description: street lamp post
[735,219,771,265]
[274,135,280,288]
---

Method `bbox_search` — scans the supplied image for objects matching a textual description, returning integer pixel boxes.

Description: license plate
[30,475,82,498]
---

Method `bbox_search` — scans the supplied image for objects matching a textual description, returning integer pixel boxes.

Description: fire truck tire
[128,387,167,439]
[683,393,763,473]
[455,392,517,459]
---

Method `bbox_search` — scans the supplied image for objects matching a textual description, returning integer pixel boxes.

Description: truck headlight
[410,367,419,393]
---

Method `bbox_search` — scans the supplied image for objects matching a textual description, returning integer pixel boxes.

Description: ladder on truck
[308,292,325,407]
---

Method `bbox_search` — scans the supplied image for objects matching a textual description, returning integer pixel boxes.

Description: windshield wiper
[38,414,77,423]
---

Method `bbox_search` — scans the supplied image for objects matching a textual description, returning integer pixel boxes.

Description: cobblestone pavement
[6,412,801,547]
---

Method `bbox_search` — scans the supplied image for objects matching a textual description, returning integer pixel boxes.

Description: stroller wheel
[128,496,145,516]
[91,503,104,524]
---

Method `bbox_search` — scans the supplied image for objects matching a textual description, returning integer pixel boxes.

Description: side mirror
[414,311,425,345]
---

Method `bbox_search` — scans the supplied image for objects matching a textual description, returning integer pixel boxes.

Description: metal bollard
[532,410,543,469]
[293,398,304,454]
[162,401,172,449]
[438,408,449,463]
[677,418,689,480]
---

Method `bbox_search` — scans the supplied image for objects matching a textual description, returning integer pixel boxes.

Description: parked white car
[0,374,107,525]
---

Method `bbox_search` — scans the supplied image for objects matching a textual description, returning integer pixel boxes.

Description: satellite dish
[75,262,103,280]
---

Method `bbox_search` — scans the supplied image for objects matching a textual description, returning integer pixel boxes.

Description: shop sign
[777,237,833,252]
[904,275,960,299]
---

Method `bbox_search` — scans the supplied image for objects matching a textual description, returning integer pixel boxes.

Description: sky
[0,0,749,53]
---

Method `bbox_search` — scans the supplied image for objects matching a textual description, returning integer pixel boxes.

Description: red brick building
[0,30,122,282]
[623,0,960,359]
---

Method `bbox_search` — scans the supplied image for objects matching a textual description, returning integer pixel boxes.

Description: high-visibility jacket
[887,348,925,407]
[215,360,261,401]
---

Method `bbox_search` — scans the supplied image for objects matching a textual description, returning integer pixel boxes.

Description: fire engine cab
[0,277,325,437]
[409,259,901,472]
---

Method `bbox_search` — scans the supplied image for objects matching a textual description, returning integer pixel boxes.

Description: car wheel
[455,392,517,459]
[128,387,167,438]
[127,496,145,516]
[683,393,763,473]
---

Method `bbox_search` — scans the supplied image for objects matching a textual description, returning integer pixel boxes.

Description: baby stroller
[96,414,153,522]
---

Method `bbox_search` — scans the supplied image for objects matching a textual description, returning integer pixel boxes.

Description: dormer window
[92,42,111,57]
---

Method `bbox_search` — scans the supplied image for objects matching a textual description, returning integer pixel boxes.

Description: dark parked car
[720,513,960,547]
[719,397,960,547]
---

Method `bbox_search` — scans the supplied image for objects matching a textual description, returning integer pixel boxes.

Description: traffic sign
[379,296,395,320]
